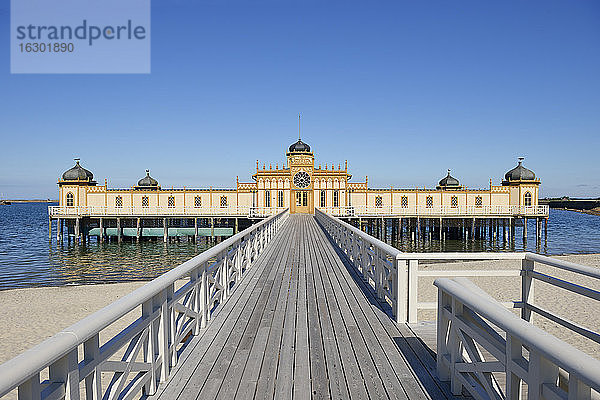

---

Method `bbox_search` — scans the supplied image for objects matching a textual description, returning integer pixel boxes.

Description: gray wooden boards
[151,215,451,399]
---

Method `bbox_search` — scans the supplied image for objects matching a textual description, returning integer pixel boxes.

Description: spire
[298,113,301,140]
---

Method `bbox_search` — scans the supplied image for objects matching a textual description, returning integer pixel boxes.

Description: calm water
[0,203,599,290]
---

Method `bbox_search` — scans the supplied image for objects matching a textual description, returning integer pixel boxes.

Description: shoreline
[0,253,599,368]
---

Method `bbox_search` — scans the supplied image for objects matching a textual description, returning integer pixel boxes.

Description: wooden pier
[2,209,599,400]
[150,215,453,399]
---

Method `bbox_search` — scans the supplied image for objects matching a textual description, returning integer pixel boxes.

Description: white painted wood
[435,278,600,400]
[0,210,289,400]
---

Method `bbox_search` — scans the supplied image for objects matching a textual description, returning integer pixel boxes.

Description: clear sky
[1,0,599,199]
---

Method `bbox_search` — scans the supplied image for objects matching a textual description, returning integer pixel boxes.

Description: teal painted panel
[88,227,233,237]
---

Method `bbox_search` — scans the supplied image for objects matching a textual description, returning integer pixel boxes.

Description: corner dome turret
[504,157,536,181]
[437,169,461,189]
[289,139,311,153]
[136,170,159,189]
[62,158,94,181]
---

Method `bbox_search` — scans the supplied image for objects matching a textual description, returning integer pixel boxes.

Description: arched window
[320,190,326,207]
[115,196,123,208]
[66,192,74,207]
[265,190,270,207]
[375,196,383,208]
[451,196,458,208]
[475,196,483,207]
[333,190,339,207]
[168,196,175,208]
[524,192,532,206]
[220,196,227,208]
[194,196,201,208]
[401,196,408,208]
[142,196,149,208]
[277,190,284,208]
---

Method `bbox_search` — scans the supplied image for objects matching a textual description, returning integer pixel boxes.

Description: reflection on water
[0,203,211,290]
[0,203,599,290]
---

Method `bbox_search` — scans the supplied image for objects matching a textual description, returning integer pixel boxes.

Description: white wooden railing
[436,277,600,399]
[319,204,549,217]
[48,206,285,218]
[317,208,600,398]
[0,209,289,400]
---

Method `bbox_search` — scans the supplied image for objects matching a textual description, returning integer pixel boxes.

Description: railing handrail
[48,205,285,217]
[435,277,600,392]
[317,204,549,217]
[0,209,289,396]
[314,208,401,257]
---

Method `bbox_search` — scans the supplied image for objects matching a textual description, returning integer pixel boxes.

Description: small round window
[293,171,311,188]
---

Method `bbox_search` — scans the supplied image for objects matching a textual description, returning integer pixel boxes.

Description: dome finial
[74,158,80,165]
[518,156,524,165]
[298,113,301,140]
[447,169,451,176]
[146,169,150,175]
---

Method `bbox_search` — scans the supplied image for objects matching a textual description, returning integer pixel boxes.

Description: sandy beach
[0,253,599,387]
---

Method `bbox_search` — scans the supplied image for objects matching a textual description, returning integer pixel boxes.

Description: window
[451,196,458,208]
[375,196,383,208]
[401,196,408,208]
[475,196,483,207]
[524,192,532,206]
[168,196,175,208]
[426,196,433,208]
[333,190,339,207]
[66,192,74,207]
[295,191,308,207]
[142,196,149,208]
[320,190,326,207]
[265,190,271,207]
[194,196,201,208]
[116,196,123,208]
[220,196,227,208]
[293,171,310,188]
[277,190,284,208]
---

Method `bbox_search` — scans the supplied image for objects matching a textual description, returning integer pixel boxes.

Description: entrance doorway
[293,190,312,214]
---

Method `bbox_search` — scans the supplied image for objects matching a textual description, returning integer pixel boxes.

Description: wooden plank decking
[150,215,457,400]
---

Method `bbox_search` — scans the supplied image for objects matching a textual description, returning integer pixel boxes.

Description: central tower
[287,138,314,214]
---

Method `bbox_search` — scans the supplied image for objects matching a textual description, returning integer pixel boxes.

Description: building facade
[53,140,545,219]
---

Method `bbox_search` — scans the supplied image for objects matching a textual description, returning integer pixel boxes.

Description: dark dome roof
[137,170,159,187]
[289,139,311,152]
[62,159,94,181]
[505,158,535,181]
[438,169,460,187]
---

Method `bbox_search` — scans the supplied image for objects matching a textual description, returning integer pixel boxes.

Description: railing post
[521,257,535,322]
[449,298,464,396]
[528,350,558,400]
[83,333,102,400]
[18,374,41,400]
[156,289,170,381]
[143,298,158,395]
[200,264,209,328]
[48,348,80,400]
[376,248,384,299]
[568,376,592,400]
[407,259,419,323]
[505,334,523,400]
[436,289,451,382]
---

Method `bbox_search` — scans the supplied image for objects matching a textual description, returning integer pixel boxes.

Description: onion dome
[505,157,535,181]
[289,139,311,152]
[62,158,94,181]
[137,170,159,187]
[438,169,460,188]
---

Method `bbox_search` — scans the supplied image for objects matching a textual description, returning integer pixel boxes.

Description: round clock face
[293,171,311,188]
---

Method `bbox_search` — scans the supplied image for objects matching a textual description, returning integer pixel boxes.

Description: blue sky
[1,0,599,198]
